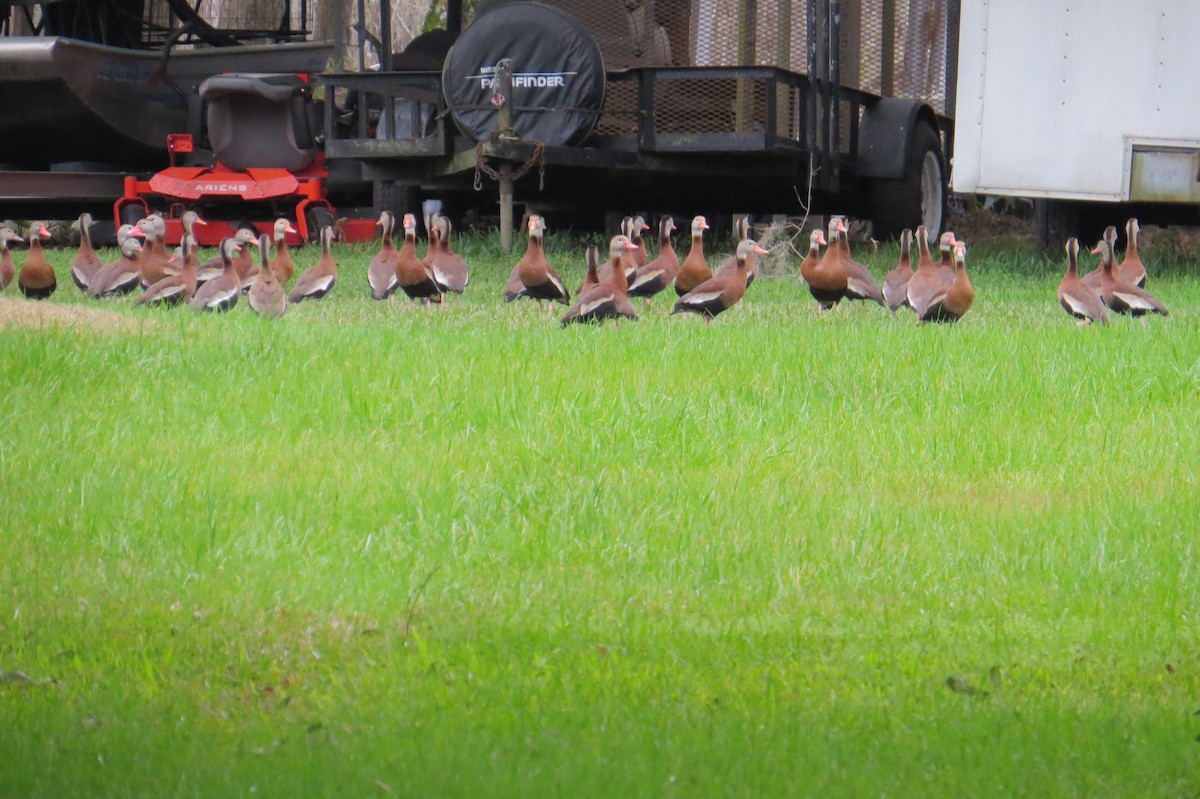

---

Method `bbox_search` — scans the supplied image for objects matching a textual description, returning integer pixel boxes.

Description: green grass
[2,234,1199,798]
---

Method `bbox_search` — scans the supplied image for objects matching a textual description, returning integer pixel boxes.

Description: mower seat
[199,73,317,171]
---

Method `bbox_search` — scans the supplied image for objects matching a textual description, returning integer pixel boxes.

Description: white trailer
[951,0,1200,245]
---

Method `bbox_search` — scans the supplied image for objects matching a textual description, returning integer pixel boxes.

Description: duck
[834,217,885,305]
[714,216,758,287]
[289,225,339,303]
[197,226,256,285]
[1,225,24,291]
[429,215,469,294]
[1117,217,1148,288]
[798,225,840,310]
[1079,226,1115,291]
[395,212,447,303]
[248,233,288,317]
[368,210,401,300]
[577,242,601,296]
[421,212,440,264]
[919,240,973,322]
[90,227,148,298]
[503,215,536,302]
[138,234,198,307]
[1057,237,1108,326]
[881,227,914,311]
[561,237,639,326]
[267,217,299,285]
[190,237,242,312]
[242,217,298,291]
[1092,236,1167,317]
[17,223,56,300]
[905,224,944,318]
[628,215,650,268]
[69,212,105,291]
[516,215,570,308]
[628,215,680,302]
[600,216,642,284]
[137,217,173,288]
[672,238,767,323]
[935,231,957,285]
[674,215,712,296]
[165,211,205,275]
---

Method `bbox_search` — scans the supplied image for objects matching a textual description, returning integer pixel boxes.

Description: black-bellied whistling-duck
[268,217,299,285]
[161,211,204,277]
[1080,226,1116,291]
[1057,237,1108,326]
[248,234,288,317]
[70,213,104,291]
[1,226,24,292]
[834,217,885,305]
[289,225,338,303]
[674,215,711,296]
[89,225,145,297]
[502,270,527,301]
[798,226,839,310]
[197,226,255,285]
[429,215,469,294]
[905,224,943,318]
[421,212,440,264]
[600,216,642,284]
[578,243,601,296]
[1092,237,1167,317]
[628,215,680,302]
[94,235,146,298]
[517,215,570,308]
[628,215,650,268]
[242,217,298,291]
[190,237,241,312]
[672,238,767,323]
[138,234,198,307]
[137,217,173,288]
[882,228,914,311]
[395,212,446,304]
[368,210,401,300]
[935,231,956,284]
[17,223,56,300]
[920,240,974,323]
[714,216,759,287]
[561,237,639,326]
[1117,217,1147,287]
[238,218,295,289]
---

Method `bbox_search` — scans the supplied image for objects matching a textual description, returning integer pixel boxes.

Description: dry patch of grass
[0,296,155,335]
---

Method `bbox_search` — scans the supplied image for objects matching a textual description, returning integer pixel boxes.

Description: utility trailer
[320,0,960,249]
[952,0,1200,249]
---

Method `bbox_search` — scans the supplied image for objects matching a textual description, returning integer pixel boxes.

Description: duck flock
[0,209,1170,326]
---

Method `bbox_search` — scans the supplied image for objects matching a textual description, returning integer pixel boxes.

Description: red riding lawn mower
[113,72,377,246]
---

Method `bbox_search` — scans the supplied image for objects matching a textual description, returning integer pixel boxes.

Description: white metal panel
[952,0,1200,200]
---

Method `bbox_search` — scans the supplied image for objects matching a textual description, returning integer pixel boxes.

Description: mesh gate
[467,1,956,140]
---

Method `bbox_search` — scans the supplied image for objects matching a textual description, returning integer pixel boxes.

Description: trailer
[319,0,960,249]
[952,0,1200,248]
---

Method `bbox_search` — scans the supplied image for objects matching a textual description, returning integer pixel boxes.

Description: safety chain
[474,136,546,192]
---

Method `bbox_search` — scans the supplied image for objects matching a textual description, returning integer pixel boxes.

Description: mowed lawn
[2,230,1199,798]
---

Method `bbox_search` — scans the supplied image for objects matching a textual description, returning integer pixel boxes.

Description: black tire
[870,122,946,240]
[305,205,336,242]
[119,203,146,226]
[373,180,419,220]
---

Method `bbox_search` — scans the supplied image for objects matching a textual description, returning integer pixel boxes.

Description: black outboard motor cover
[441,2,605,146]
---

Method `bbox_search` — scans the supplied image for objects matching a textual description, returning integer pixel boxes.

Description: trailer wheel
[373,180,419,221]
[870,122,946,240]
